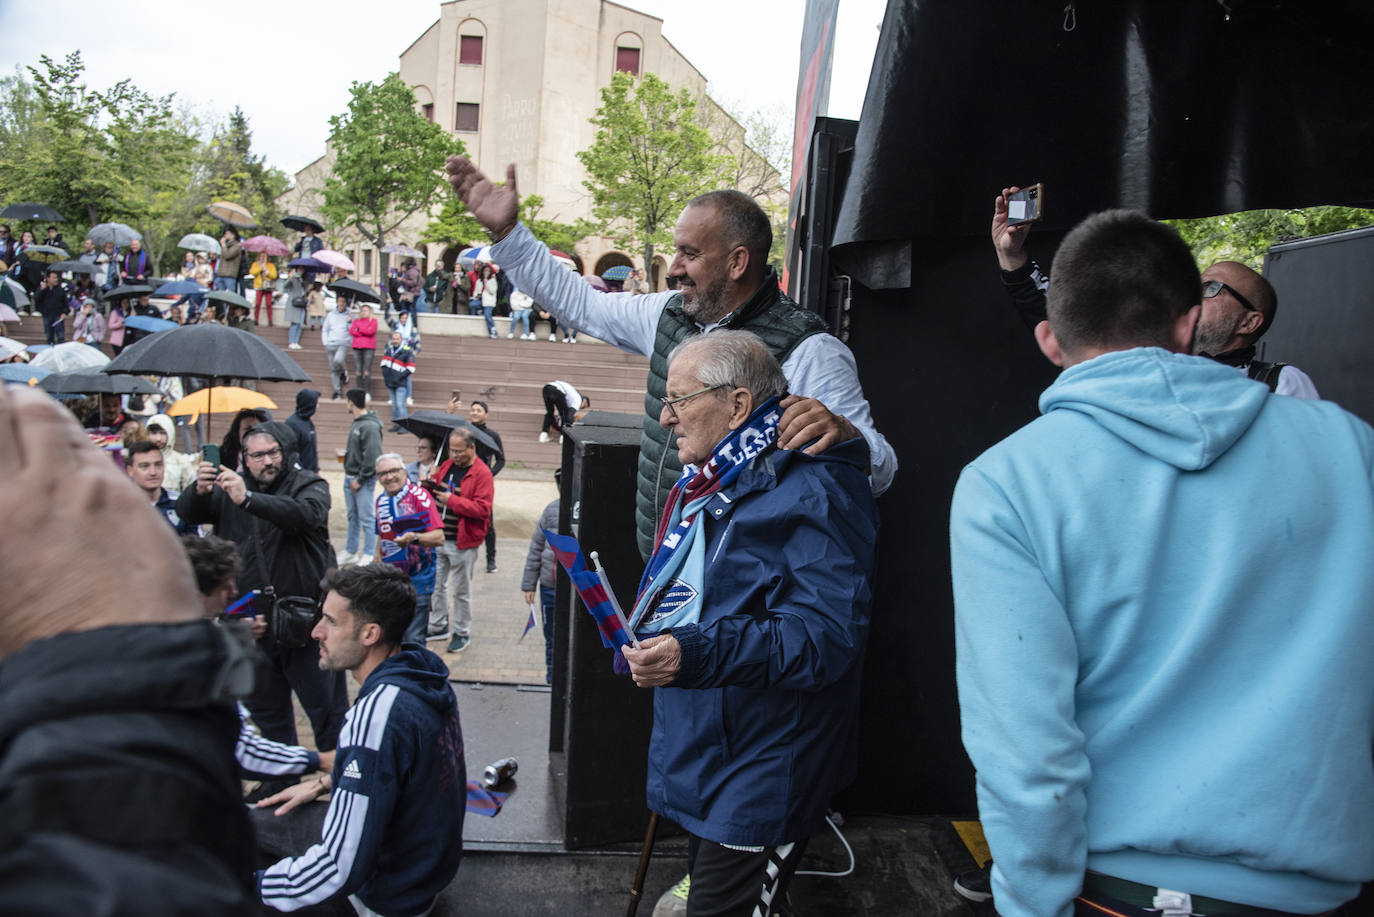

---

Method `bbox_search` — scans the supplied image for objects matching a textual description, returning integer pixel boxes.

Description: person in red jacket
[348,303,379,401]
[422,427,493,652]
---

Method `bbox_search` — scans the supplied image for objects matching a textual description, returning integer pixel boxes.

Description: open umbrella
[125,315,178,334]
[104,322,308,440]
[23,245,67,263]
[381,243,424,258]
[1,203,64,222]
[104,283,155,301]
[206,289,252,311]
[327,278,381,304]
[396,411,502,457]
[50,260,96,275]
[312,250,354,272]
[87,222,141,248]
[0,335,28,360]
[154,279,204,297]
[243,235,291,256]
[584,274,609,292]
[0,364,50,385]
[0,303,20,323]
[600,265,632,282]
[288,256,330,273]
[206,201,256,228]
[549,250,576,271]
[281,214,324,234]
[40,370,160,396]
[1,278,31,309]
[30,341,111,372]
[457,245,493,268]
[167,386,276,422]
[178,232,222,254]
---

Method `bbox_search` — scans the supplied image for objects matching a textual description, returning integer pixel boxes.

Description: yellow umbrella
[167,386,276,423]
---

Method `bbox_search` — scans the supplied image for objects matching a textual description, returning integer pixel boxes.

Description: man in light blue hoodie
[951,210,1374,917]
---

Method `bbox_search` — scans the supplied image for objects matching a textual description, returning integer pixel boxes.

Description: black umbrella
[40,370,161,396]
[50,260,96,275]
[103,323,309,440]
[282,214,324,234]
[397,411,502,457]
[206,289,253,310]
[104,283,155,301]
[327,278,381,304]
[1,202,64,222]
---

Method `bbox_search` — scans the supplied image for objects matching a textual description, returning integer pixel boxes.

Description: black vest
[635,269,828,558]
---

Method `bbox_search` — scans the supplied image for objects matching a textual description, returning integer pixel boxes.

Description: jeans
[468,297,482,316]
[326,343,350,395]
[510,309,531,337]
[352,347,374,394]
[482,304,496,336]
[404,592,432,646]
[388,384,407,422]
[417,290,431,313]
[403,374,413,402]
[213,276,236,292]
[343,476,377,556]
[288,321,302,346]
[539,584,555,684]
[432,543,477,637]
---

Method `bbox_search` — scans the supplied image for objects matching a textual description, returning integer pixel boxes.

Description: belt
[1080,873,1335,916]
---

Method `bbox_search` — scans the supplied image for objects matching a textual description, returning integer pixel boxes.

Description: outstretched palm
[445,156,518,238]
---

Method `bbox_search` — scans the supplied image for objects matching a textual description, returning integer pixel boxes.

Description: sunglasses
[1202,279,1257,312]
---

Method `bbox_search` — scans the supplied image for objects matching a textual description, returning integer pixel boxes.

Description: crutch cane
[627,811,660,917]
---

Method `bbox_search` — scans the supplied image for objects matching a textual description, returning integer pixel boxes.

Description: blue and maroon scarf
[628,394,784,635]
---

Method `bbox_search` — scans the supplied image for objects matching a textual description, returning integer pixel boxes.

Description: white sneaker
[548,334,556,342]
[336,551,354,566]
[406,397,414,406]
[538,432,550,443]
[287,343,301,350]
[507,331,514,338]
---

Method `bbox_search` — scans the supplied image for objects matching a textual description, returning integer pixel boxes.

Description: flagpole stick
[626,811,659,917]
[590,551,639,649]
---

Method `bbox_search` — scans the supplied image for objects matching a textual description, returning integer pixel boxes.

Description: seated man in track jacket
[254,563,465,915]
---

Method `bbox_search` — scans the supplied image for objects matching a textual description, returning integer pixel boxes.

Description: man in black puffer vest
[446,156,897,557]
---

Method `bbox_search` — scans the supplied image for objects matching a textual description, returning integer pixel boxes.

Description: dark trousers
[539,584,555,684]
[542,384,574,434]
[43,314,65,345]
[245,641,349,751]
[484,511,497,566]
[685,834,808,917]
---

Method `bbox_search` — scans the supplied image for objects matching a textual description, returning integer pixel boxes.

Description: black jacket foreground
[177,421,335,601]
[0,621,258,915]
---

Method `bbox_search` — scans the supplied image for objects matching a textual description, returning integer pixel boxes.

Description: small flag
[542,529,637,651]
[466,780,507,817]
[519,602,537,643]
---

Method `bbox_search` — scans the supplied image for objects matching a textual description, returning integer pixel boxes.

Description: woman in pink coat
[348,303,378,399]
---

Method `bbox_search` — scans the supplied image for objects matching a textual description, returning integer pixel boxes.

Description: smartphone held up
[1006,183,1044,226]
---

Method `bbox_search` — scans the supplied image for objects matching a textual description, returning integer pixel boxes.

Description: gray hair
[668,330,787,403]
[375,452,405,471]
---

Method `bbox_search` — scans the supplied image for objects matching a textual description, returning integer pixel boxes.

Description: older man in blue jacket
[623,330,879,917]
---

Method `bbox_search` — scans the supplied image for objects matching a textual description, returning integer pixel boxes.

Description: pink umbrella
[0,304,21,324]
[242,235,292,257]
[312,249,355,272]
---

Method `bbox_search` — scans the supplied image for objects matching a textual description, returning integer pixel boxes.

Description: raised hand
[445,156,519,242]
[991,186,1031,272]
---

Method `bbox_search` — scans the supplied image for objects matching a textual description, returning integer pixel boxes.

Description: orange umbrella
[167,386,276,423]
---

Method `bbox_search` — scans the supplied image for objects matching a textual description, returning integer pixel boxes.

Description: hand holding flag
[542,529,638,654]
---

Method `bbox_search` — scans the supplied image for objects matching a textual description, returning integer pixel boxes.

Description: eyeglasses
[659,383,729,419]
[377,467,406,478]
[1202,279,1257,313]
[244,446,282,462]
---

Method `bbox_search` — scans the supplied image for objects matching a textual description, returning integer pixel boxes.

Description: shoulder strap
[1247,360,1287,392]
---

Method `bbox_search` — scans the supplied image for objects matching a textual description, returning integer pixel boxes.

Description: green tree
[321,74,462,255]
[576,71,726,270]
[1166,206,1374,271]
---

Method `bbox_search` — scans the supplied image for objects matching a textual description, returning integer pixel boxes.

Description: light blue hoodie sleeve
[950,465,1089,917]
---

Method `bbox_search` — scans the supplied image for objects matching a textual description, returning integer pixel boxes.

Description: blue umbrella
[288,257,330,272]
[125,315,178,334]
[0,364,51,384]
[155,279,204,297]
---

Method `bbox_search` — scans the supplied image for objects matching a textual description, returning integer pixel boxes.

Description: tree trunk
[643,240,654,285]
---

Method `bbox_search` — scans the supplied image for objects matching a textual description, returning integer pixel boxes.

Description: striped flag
[466,780,507,817]
[518,602,537,643]
[542,529,636,651]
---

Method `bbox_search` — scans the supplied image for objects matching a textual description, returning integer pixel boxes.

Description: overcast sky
[0,0,886,178]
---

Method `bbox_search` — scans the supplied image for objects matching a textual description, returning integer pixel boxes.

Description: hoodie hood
[294,388,319,419]
[360,646,456,716]
[244,420,301,489]
[1040,347,1270,471]
[147,413,175,439]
